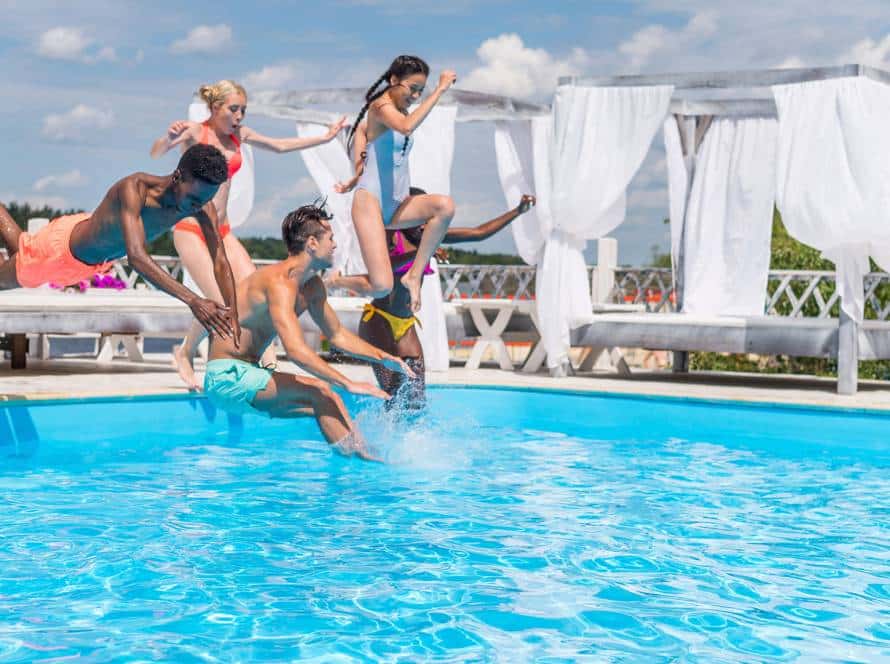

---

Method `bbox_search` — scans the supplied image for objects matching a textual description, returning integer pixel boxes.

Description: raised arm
[307,279,416,377]
[150,121,199,158]
[370,70,456,136]
[194,204,241,347]
[443,194,536,244]
[241,116,348,154]
[118,179,234,339]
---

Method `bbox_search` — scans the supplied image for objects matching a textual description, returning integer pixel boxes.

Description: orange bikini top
[200,122,242,179]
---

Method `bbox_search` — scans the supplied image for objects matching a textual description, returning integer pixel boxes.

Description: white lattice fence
[109,257,890,320]
[609,269,676,312]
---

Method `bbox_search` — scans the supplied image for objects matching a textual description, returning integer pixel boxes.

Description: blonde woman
[151,79,348,390]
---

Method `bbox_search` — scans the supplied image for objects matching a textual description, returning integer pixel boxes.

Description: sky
[3,1,890,265]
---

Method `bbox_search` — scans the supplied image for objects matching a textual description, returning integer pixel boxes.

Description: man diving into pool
[328,190,536,411]
[0,144,239,340]
[204,201,415,461]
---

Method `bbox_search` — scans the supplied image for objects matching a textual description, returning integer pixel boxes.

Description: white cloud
[243,63,303,91]
[32,169,89,192]
[619,25,670,71]
[842,34,890,68]
[777,56,807,69]
[619,11,718,71]
[170,24,232,55]
[36,26,116,63]
[250,177,320,229]
[462,33,591,99]
[42,104,114,141]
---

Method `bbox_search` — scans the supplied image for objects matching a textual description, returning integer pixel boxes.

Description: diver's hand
[189,297,234,339]
[325,116,349,141]
[334,177,358,194]
[167,121,190,140]
[380,354,417,379]
[437,70,457,92]
[518,194,536,214]
[345,380,390,400]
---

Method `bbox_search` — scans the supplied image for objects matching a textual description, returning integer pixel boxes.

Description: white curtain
[664,116,777,316]
[538,84,673,370]
[408,105,458,372]
[295,123,366,274]
[773,77,890,321]
[493,116,552,265]
[187,102,255,229]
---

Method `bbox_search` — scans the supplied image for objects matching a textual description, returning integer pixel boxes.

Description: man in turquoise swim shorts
[204,201,414,460]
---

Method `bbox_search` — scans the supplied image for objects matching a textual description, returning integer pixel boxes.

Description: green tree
[690,208,890,380]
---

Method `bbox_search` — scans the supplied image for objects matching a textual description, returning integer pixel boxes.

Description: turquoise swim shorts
[204,359,274,415]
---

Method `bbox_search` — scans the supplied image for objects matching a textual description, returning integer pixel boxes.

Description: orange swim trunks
[15,213,113,288]
[173,219,232,244]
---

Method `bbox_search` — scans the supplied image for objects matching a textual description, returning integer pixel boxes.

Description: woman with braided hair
[337,55,457,314]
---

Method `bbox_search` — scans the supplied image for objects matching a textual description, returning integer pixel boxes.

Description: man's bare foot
[333,430,382,462]
[400,272,423,313]
[171,343,200,392]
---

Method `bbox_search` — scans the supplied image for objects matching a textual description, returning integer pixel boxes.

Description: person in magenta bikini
[151,79,348,390]
[329,190,536,410]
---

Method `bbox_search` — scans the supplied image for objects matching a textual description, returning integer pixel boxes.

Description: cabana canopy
[251,88,550,125]
[540,64,890,374]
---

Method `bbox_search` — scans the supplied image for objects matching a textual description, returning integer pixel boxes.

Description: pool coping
[4,381,890,419]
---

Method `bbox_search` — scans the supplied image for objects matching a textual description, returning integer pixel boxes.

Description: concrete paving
[2,354,889,411]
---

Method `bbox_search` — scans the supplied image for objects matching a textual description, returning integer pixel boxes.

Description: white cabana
[252,88,549,371]
[559,64,890,393]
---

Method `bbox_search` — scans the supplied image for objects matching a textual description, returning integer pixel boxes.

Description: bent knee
[432,195,455,219]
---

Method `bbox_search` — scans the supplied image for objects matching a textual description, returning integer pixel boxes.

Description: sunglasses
[397,82,425,96]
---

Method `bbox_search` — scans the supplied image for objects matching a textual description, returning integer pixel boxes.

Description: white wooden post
[591,237,617,304]
[837,308,859,395]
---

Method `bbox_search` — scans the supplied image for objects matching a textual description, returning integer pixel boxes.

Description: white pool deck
[2,354,890,411]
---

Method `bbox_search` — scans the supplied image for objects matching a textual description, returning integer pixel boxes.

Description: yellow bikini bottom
[362,303,421,342]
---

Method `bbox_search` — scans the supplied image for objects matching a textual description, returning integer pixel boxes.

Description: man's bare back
[69,173,209,264]
[0,144,240,341]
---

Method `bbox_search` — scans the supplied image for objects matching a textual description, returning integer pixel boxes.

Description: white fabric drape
[493,117,552,265]
[187,102,255,229]
[773,77,890,321]
[295,123,366,274]
[408,105,458,372]
[664,116,777,316]
[409,105,457,196]
[663,118,687,282]
[538,84,673,370]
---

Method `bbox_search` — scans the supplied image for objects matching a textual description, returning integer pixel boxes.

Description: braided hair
[347,55,430,154]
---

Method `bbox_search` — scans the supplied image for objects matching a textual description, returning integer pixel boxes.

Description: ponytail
[347,73,389,152]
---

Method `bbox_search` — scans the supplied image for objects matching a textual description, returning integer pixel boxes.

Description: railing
[609,268,676,312]
[437,264,536,300]
[102,256,890,322]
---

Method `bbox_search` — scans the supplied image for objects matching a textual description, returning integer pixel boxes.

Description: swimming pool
[1,387,888,661]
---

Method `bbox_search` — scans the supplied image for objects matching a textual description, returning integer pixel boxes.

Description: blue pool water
[0,387,888,662]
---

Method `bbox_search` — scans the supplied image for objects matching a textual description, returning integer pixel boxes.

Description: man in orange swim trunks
[0,144,240,340]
